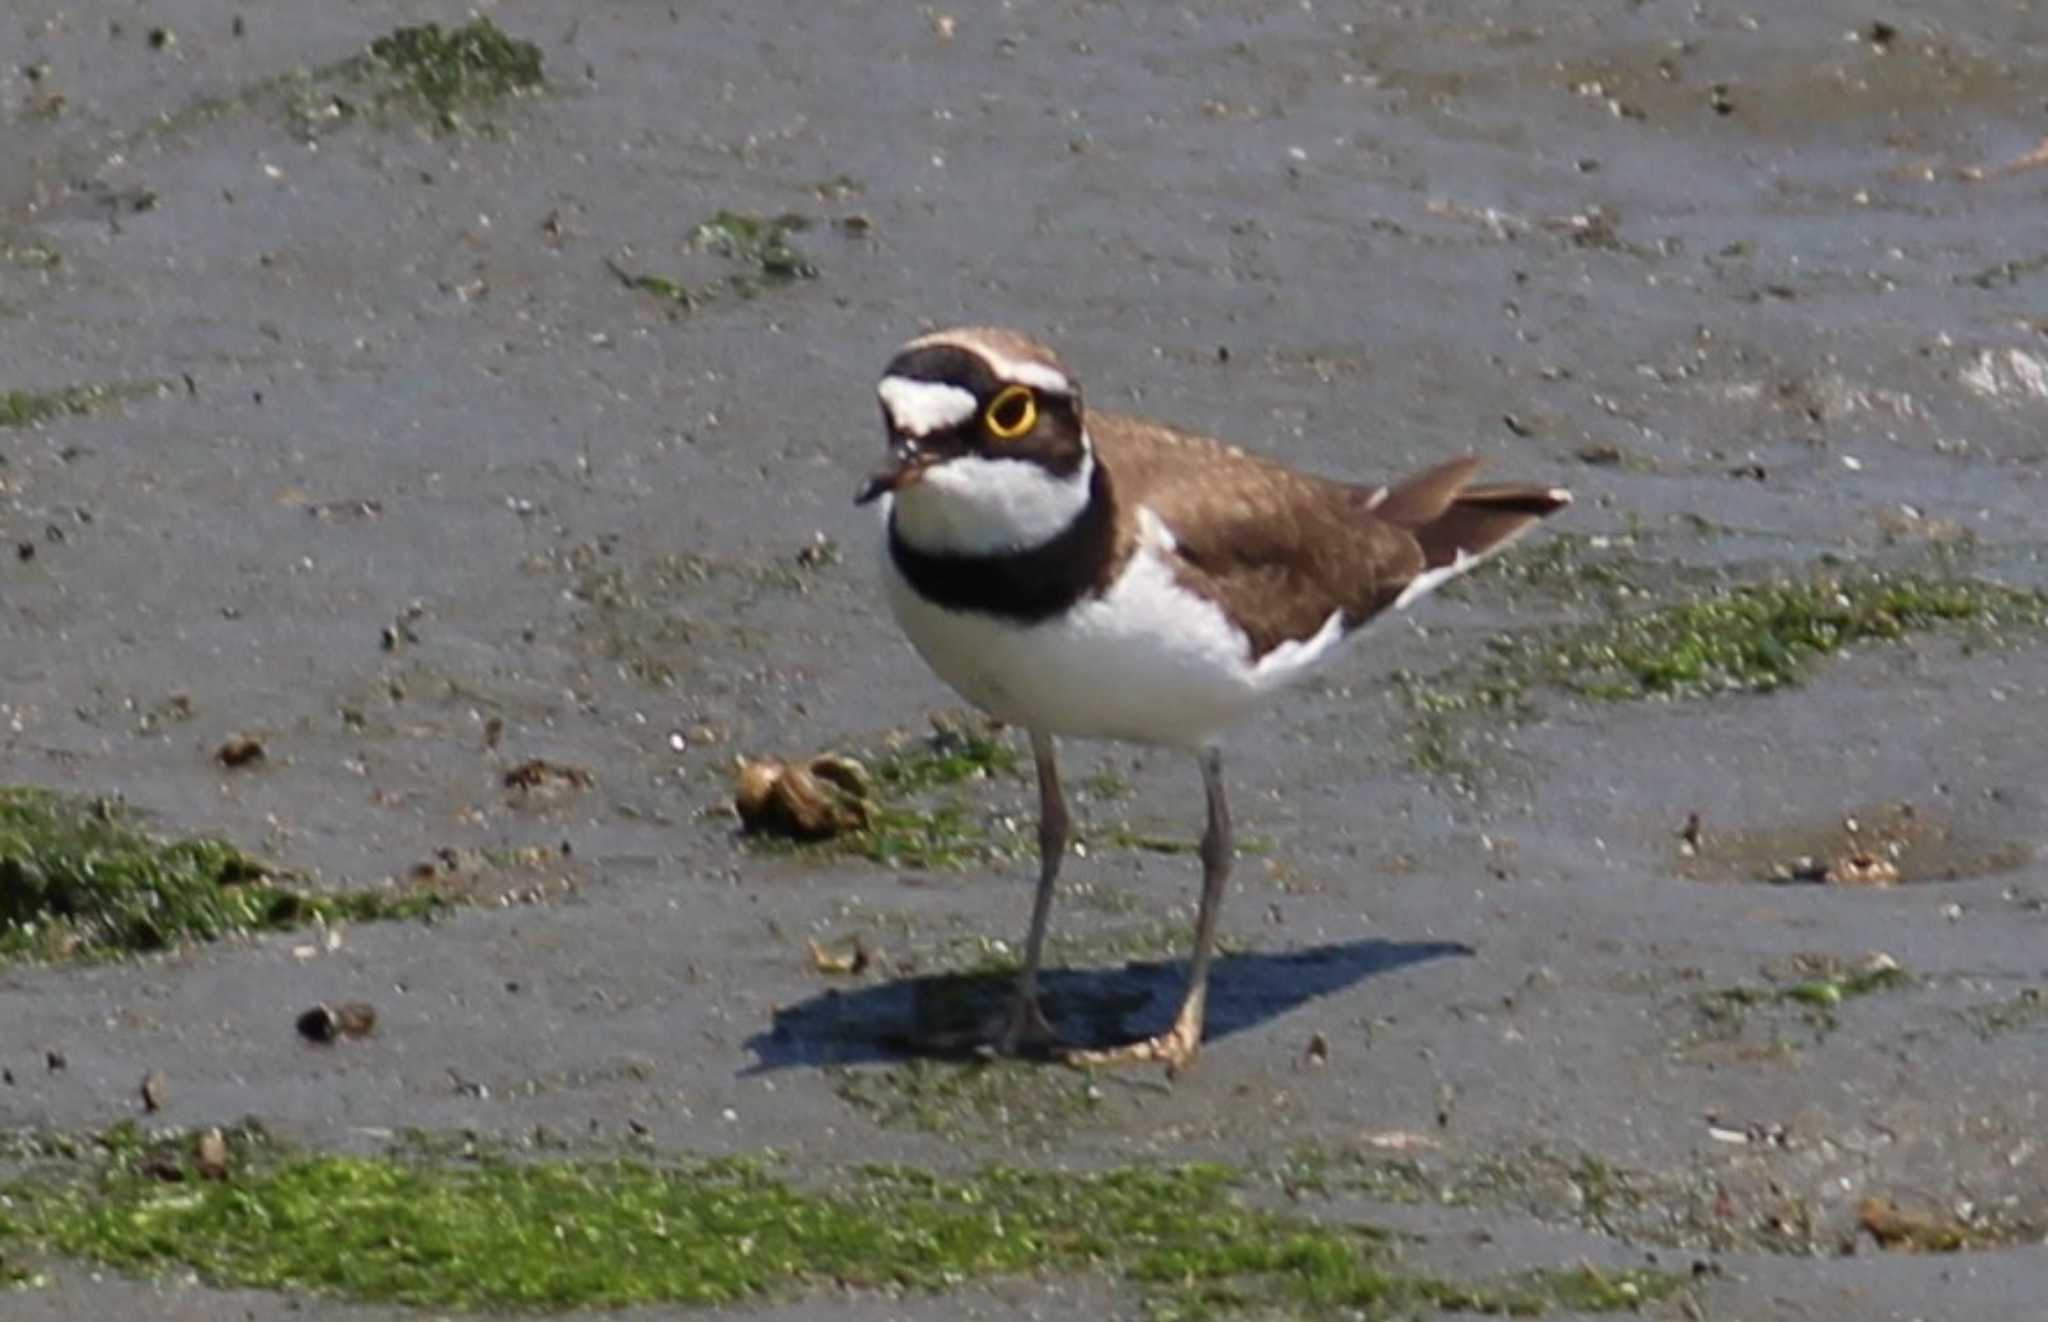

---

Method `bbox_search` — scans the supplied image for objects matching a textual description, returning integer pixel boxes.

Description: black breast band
[887,464,1115,624]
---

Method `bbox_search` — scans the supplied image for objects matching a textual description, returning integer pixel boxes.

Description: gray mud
[3,1,2047,1318]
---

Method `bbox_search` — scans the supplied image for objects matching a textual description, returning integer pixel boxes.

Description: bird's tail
[1372,456,1572,607]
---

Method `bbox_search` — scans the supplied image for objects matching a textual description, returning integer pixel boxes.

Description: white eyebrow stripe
[981,356,1071,394]
[878,376,977,437]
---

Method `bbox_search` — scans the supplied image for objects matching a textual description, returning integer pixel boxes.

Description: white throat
[890,446,1096,556]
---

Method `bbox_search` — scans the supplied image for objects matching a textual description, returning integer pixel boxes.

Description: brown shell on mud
[734,754,871,840]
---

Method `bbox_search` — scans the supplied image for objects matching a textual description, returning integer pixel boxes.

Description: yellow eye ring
[985,384,1037,440]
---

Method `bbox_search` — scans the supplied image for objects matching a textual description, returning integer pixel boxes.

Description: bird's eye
[985,385,1037,440]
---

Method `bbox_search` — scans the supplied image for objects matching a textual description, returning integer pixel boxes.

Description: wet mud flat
[2,0,2046,1317]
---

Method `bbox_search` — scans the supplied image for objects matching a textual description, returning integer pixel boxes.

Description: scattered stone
[193,1127,230,1180]
[140,1069,167,1113]
[795,531,840,569]
[503,757,595,795]
[45,1048,65,1072]
[1766,855,1831,885]
[216,734,266,767]
[1858,1195,1973,1252]
[806,935,872,976]
[1573,443,1623,466]
[1301,1032,1330,1068]
[1678,811,1704,856]
[1826,852,1901,886]
[297,1001,378,1043]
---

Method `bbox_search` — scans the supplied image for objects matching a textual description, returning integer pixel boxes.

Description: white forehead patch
[878,376,977,437]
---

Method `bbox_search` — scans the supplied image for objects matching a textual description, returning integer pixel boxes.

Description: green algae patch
[1401,568,2048,781]
[1689,957,1911,1050]
[0,238,60,271]
[1445,531,1666,608]
[872,719,1020,794]
[1542,574,2042,700]
[603,257,696,308]
[139,18,543,144]
[608,212,819,314]
[7,1128,1684,1316]
[687,211,820,287]
[1778,961,1910,1008]
[0,380,173,429]
[832,1058,1108,1143]
[359,19,544,123]
[0,789,444,962]
[847,799,1019,871]
[746,721,1274,874]
[743,721,1024,870]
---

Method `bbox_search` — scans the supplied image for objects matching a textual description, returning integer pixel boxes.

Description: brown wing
[1090,413,1570,659]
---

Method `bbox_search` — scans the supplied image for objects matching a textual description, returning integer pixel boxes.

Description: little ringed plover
[859,326,1571,1074]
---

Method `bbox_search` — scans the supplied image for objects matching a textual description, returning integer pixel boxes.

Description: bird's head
[859,329,1095,552]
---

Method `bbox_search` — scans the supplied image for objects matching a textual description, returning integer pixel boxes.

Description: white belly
[879,511,1352,750]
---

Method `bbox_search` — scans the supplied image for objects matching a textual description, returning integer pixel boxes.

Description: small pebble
[194,1128,230,1180]
[297,1001,378,1043]
[217,733,266,767]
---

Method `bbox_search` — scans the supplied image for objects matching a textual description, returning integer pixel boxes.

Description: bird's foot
[1062,1011,1203,1078]
[992,993,1065,1057]
[916,993,1066,1059]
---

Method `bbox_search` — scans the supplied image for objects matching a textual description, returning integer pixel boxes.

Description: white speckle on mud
[1959,348,2048,403]
[1817,374,1916,419]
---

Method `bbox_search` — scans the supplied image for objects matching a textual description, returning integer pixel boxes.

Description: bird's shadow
[741,937,1472,1074]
